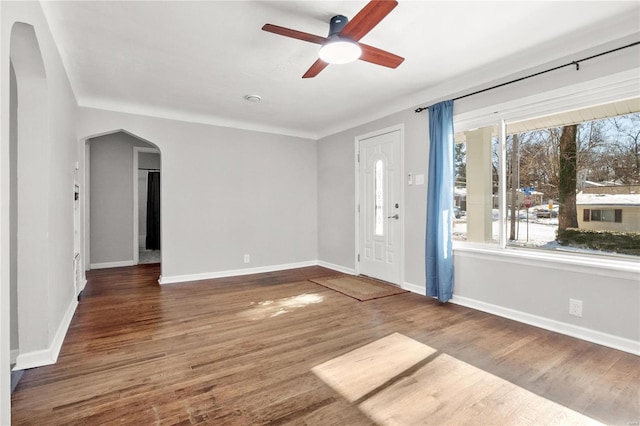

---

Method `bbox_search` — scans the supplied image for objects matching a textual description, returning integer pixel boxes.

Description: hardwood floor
[11,265,639,425]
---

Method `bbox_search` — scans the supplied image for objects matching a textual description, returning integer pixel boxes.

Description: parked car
[535,206,559,218]
[507,209,536,219]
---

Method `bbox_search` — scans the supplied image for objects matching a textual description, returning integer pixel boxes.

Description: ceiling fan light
[318,39,361,64]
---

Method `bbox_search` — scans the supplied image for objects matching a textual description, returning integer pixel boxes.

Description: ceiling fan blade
[359,43,404,68]
[302,59,329,78]
[262,24,327,45]
[339,0,398,42]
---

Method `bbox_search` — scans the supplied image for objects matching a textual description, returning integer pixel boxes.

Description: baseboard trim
[159,260,318,285]
[450,295,640,356]
[13,297,78,371]
[90,260,135,269]
[317,261,355,275]
[402,281,425,295]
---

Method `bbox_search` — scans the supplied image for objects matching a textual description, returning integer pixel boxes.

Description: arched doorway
[81,130,162,278]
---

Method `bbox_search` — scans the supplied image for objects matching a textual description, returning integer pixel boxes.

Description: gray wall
[316,36,640,347]
[79,110,318,279]
[89,132,155,265]
[454,251,639,343]
[318,109,428,287]
[9,62,18,356]
[139,152,160,169]
[2,0,79,388]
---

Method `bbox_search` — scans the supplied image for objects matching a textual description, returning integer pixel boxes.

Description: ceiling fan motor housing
[328,15,349,37]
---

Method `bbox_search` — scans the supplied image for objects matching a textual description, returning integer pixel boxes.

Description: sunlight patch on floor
[312,333,602,425]
[312,332,436,402]
[241,293,324,320]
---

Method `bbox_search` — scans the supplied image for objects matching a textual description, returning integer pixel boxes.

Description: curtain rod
[414,40,640,113]
[139,168,160,171]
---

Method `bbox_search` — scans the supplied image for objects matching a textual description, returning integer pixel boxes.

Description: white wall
[1,1,79,422]
[317,35,640,354]
[89,131,156,266]
[78,108,318,282]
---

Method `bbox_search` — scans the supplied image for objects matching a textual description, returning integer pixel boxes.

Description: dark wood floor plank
[11,264,640,425]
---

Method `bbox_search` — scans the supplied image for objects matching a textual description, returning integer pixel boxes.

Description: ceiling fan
[262,0,404,78]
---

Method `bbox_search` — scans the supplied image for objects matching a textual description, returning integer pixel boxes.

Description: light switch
[415,174,425,185]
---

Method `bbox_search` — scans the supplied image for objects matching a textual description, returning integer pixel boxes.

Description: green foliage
[557,228,640,256]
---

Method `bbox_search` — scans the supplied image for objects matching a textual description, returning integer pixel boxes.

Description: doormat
[308,275,408,301]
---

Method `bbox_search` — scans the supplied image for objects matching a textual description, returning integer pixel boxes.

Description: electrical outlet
[569,298,583,317]
[244,254,250,263]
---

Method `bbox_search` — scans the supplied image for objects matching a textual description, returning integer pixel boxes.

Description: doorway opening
[85,131,161,272]
[135,147,161,264]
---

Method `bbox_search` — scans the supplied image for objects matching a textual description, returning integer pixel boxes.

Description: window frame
[451,69,640,266]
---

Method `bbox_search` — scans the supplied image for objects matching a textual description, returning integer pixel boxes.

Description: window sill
[453,241,640,281]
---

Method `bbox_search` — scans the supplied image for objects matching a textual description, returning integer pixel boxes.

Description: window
[454,98,640,257]
[587,209,622,223]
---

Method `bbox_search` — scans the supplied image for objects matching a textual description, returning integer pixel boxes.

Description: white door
[357,129,402,284]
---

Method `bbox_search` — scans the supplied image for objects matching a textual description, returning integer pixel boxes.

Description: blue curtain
[425,100,454,302]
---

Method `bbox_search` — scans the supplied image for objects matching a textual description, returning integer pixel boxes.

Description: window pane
[374,159,384,236]
[602,209,615,222]
[503,131,558,248]
[453,125,499,244]
[455,101,640,257]
[502,107,640,255]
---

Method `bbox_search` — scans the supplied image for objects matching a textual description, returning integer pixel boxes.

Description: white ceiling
[40,1,640,139]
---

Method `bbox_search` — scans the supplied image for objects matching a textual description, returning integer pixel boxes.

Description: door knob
[387,214,399,219]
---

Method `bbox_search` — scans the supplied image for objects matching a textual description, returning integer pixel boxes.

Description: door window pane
[374,159,384,236]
